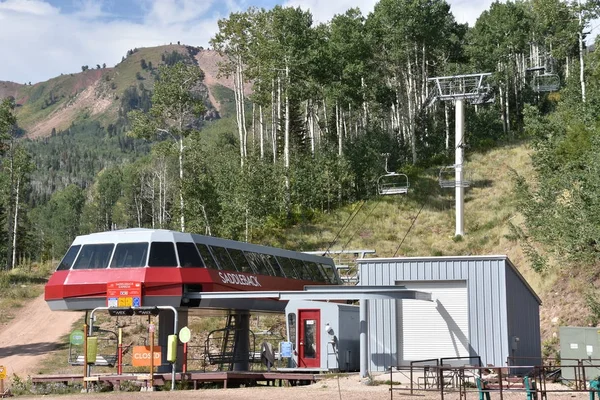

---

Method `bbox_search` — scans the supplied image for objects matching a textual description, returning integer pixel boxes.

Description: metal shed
[357,255,541,371]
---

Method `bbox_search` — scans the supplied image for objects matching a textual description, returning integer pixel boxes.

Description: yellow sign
[0,365,6,379]
[118,297,133,307]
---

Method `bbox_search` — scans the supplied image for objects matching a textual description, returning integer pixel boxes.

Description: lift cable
[323,200,367,256]
[340,199,383,253]
[393,201,427,257]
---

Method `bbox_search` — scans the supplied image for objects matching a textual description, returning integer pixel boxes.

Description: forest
[0,0,598,271]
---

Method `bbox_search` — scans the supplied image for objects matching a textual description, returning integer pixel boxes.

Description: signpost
[70,330,85,346]
[0,365,6,395]
[179,327,191,373]
[131,346,162,367]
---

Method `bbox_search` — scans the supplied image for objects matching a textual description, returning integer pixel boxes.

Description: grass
[0,262,54,324]
[263,142,539,265]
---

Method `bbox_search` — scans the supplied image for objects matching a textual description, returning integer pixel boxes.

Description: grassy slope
[266,143,537,274]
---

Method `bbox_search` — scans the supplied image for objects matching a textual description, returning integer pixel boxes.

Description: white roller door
[397,281,469,361]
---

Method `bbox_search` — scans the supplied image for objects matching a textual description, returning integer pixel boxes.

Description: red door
[298,309,320,368]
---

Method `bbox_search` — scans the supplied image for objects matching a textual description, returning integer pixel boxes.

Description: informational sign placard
[107,281,142,308]
[179,326,191,343]
[0,365,6,380]
[280,341,293,358]
[132,346,162,367]
[69,330,85,346]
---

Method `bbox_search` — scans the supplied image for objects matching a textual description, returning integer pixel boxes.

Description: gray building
[357,255,541,371]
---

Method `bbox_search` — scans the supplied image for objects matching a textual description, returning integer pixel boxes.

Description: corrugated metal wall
[358,256,540,372]
[505,263,541,366]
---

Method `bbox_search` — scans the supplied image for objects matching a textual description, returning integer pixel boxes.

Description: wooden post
[183,342,187,374]
[150,320,155,389]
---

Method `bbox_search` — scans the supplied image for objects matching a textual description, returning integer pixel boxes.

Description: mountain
[1,44,236,139]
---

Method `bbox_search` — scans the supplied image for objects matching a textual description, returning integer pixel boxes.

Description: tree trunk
[178,137,185,232]
[579,31,586,102]
[499,85,507,135]
[361,77,368,130]
[271,79,277,163]
[284,63,291,215]
[11,174,20,269]
[234,64,245,168]
[336,101,342,156]
[238,59,248,160]
[201,204,211,236]
[259,104,265,159]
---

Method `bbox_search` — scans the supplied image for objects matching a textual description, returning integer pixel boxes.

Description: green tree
[128,62,206,232]
[35,184,85,260]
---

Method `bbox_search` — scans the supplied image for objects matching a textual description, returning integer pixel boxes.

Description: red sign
[132,346,162,367]
[107,281,142,307]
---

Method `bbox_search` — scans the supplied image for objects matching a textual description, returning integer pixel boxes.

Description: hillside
[2,45,234,139]
[256,141,580,350]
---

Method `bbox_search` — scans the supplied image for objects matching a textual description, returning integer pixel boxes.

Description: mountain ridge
[1,44,234,139]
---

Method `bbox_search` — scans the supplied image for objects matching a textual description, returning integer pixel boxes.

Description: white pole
[359,299,368,378]
[455,98,465,236]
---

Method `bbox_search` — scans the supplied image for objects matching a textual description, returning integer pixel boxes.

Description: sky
[0,0,505,84]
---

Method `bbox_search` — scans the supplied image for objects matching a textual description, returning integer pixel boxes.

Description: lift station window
[244,251,273,276]
[56,245,81,271]
[110,242,148,268]
[228,248,253,273]
[210,246,237,271]
[277,257,299,279]
[291,258,312,280]
[304,261,328,283]
[148,242,178,267]
[319,263,338,284]
[196,244,219,269]
[288,313,297,347]
[73,244,115,270]
[177,242,204,268]
[303,319,317,358]
[265,254,285,277]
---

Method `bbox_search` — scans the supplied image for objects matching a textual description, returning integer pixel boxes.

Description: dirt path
[0,295,82,377]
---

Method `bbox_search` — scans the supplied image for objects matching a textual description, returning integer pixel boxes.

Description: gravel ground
[8,373,595,400]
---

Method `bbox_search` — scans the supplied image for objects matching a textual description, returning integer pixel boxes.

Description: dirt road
[0,295,82,377]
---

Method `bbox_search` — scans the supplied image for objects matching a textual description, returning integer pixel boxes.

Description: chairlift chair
[68,328,118,367]
[532,73,560,92]
[378,153,409,195]
[377,172,410,195]
[438,165,471,188]
[470,87,495,105]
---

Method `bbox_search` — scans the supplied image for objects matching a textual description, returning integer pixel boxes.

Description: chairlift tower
[427,73,492,237]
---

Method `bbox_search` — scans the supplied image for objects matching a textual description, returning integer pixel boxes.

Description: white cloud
[282,0,490,26]
[283,0,377,23]
[448,0,493,27]
[144,0,216,26]
[0,0,58,15]
[0,0,227,84]
[72,0,111,20]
